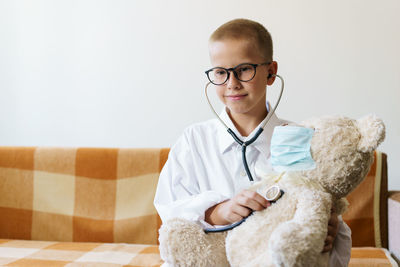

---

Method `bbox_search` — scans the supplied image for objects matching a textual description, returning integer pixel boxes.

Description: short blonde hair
[209,18,273,62]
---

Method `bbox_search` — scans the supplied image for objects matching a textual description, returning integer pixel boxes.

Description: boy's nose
[226,71,241,90]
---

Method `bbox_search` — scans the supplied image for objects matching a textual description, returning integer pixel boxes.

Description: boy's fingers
[227,213,244,223]
[241,190,270,208]
[329,214,338,224]
[327,213,339,237]
[331,206,337,213]
[322,243,333,253]
[322,236,334,252]
[328,225,338,236]
[237,196,265,211]
[325,235,334,243]
[232,204,252,218]
[253,192,270,208]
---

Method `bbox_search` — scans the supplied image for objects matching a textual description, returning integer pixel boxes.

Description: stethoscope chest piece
[265,185,283,202]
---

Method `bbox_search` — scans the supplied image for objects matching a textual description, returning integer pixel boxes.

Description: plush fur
[159,115,385,267]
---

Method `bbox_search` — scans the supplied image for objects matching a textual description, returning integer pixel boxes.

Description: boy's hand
[322,207,339,253]
[205,190,270,226]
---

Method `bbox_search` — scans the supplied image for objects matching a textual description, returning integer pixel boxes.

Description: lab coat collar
[217,103,285,156]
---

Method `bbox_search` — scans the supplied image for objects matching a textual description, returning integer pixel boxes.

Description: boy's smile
[208,38,277,126]
[226,93,248,101]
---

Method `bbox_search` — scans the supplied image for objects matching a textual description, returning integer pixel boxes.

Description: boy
[154,18,351,266]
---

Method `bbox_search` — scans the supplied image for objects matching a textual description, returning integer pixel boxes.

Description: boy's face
[208,38,277,118]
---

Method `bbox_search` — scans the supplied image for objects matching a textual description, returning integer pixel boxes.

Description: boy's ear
[267,61,278,85]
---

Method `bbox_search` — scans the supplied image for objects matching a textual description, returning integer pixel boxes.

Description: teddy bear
[158,114,385,267]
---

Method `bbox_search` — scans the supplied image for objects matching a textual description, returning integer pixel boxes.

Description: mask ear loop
[204,74,285,130]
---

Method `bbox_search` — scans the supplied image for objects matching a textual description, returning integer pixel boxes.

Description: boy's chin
[226,106,252,116]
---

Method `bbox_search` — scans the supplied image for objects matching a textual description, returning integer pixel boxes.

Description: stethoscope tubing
[203,74,285,233]
[204,74,284,182]
[204,190,285,233]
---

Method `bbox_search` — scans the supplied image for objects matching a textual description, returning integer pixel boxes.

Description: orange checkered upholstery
[0,239,163,266]
[349,247,398,267]
[0,239,396,267]
[0,147,169,244]
[0,147,397,266]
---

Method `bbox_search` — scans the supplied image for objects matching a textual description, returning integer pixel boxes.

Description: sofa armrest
[389,190,400,263]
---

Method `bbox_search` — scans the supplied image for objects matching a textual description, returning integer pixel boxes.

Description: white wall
[0,0,399,189]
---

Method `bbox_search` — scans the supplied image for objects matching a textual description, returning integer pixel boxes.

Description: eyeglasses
[205,62,271,85]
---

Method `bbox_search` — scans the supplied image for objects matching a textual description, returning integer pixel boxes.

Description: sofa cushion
[349,247,398,267]
[1,239,398,267]
[0,147,169,245]
[0,239,163,266]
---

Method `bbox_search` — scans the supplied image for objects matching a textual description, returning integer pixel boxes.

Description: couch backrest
[0,147,388,248]
[343,151,388,248]
[0,147,169,245]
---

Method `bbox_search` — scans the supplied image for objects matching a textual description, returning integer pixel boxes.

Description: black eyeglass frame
[205,62,271,85]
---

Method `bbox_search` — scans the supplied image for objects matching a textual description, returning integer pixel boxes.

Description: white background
[0,0,399,189]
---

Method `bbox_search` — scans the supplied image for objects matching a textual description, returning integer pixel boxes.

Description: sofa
[0,146,398,266]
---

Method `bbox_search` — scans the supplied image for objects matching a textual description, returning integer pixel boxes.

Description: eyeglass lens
[208,64,256,85]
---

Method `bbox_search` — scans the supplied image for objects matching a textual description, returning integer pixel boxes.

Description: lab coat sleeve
[329,216,352,267]
[154,130,228,228]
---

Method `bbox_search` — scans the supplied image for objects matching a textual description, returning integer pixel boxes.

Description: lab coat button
[240,170,246,176]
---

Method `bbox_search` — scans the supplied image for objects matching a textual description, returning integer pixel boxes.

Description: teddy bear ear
[356,114,386,153]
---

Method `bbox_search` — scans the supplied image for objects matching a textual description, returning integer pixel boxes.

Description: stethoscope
[203,74,285,233]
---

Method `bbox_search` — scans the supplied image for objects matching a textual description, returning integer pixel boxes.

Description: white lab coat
[154,107,351,267]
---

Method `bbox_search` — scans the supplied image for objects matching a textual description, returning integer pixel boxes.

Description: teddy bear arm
[159,218,229,267]
[269,189,332,267]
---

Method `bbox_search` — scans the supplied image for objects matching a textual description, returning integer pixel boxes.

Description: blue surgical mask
[270,126,316,172]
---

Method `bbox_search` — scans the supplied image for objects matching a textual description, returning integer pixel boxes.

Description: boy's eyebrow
[210,62,252,68]
[209,62,270,69]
